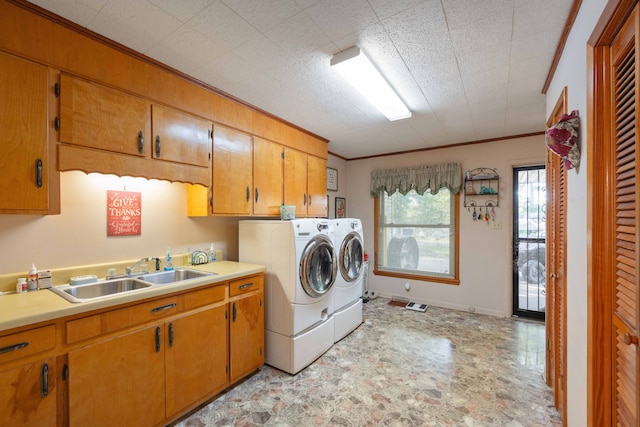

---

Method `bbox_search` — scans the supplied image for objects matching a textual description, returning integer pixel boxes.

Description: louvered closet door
[611,7,640,426]
[547,151,567,422]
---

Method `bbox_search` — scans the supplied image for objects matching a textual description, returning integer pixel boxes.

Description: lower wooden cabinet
[68,324,166,427]
[59,274,263,426]
[165,305,228,418]
[230,292,264,383]
[0,357,58,427]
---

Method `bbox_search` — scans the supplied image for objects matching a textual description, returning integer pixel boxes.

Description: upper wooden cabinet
[284,148,327,217]
[253,137,284,216]
[0,51,58,213]
[151,104,211,167]
[58,74,210,185]
[60,74,150,156]
[211,125,253,215]
[189,129,327,218]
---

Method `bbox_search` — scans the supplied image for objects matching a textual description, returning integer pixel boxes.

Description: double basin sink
[50,268,216,303]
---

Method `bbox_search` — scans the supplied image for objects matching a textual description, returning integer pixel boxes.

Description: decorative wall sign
[327,167,338,191]
[107,190,141,236]
[335,197,346,218]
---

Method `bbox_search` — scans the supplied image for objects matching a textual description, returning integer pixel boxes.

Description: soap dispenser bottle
[209,243,216,263]
[27,263,38,291]
[164,247,174,271]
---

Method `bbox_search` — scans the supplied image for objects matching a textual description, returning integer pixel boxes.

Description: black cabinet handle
[150,303,176,313]
[138,131,144,154]
[155,327,161,353]
[62,364,69,381]
[246,186,250,202]
[54,83,60,97]
[255,188,259,203]
[36,159,43,188]
[155,135,161,157]
[54,117,60,131]
[303,194,307,206]
[41,363,49,397]
[232,302,237,322]
[168,323,174,348]
[0,341,29,355]
[308,194,312,206]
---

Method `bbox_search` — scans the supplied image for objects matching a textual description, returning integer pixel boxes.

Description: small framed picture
[335,197,346,218]
[327,167,338,191]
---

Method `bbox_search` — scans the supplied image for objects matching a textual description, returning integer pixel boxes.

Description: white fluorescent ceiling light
[331,46,411,121]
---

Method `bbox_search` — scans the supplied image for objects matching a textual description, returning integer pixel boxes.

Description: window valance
[370,162,462,197]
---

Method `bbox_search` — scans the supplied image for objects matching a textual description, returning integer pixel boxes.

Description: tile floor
[177,298,561,427]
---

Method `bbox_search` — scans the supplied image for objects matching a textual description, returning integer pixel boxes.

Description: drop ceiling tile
[222,0,302,32]
[265,11,331,54]
[233,34,287,72]
[441,0,513,31]
[146,25,228,73]
[187,1,259,50]
[294,0,320,8]
[508,58,549,82]
[382,1,454,66]
[87,0,182,53]
[510,32,560,65]
[196,52,256,83]
[368,0,426,21]
[461,66,509,91]
[457,43,510,76]
[27,0,107,26]
[513,0,573,40]
[448,6,513,57]
[305,0,379,41]
[149,0,214,23]
[466,85,508,109]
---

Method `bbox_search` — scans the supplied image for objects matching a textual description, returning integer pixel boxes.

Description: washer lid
[300,234,337,297]
[339,231,364,282]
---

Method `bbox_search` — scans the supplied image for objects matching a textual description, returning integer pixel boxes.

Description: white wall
[343,135,545,317]
[0,171,238,282]
[545,1,607,426]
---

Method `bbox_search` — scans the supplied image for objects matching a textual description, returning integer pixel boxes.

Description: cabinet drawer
[66,296,178,344]
[229,274,263,297]
[0,325,55,364]
[180,284,225,310]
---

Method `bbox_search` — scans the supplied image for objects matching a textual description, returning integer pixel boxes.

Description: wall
[0,171,238,285]
[345,135,545,317]
[545,1,607,425]
[326,155,348,219]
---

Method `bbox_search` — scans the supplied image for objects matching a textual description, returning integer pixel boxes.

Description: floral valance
[370,162,463,197]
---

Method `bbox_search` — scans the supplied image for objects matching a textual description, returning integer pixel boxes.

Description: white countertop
[0,261,265,333]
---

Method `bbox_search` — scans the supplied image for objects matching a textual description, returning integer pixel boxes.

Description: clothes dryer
[332,218,364,342]
[239,219,338,374]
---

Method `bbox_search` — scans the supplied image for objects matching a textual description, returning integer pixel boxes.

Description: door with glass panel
[513,166,546,320]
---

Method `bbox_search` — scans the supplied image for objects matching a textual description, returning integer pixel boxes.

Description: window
[374,188,459,284]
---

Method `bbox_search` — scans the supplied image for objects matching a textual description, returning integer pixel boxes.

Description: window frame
[373,190,460,285]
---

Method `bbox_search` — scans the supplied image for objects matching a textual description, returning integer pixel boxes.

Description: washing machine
[332,218,364,342]
[238,219,337,374]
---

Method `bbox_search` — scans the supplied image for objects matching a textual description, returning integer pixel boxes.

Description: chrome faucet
[126,257,149,276]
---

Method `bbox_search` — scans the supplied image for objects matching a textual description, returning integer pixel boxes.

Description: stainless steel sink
[50,278,152,303]
[136,268,215,285]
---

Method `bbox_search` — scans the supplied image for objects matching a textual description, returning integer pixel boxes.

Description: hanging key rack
[464,168,499,223]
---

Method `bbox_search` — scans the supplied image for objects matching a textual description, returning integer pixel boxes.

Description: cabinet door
[0,357,57,427]
[60,74,150,156]
[165,305,228,418]
[0,52,49,210]
[68,325,166,427]
[230,293,264,383]
[253,137,283,216]
[212,125,253,214]
[307,155,327,217]
[283,147,308,216]
[151,104,211,167]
